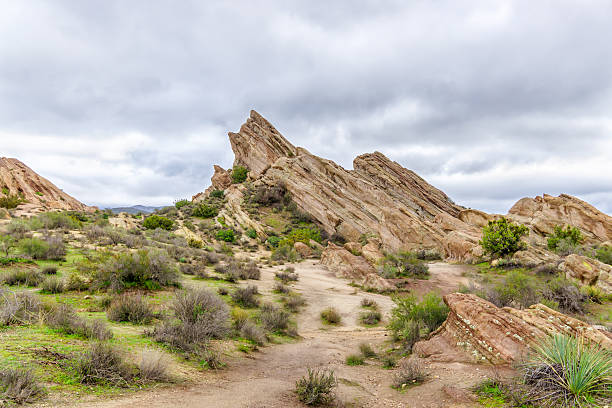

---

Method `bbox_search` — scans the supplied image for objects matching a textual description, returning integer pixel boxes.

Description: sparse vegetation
[359,309,382,326]
[378,251,429,279]
[0,367,45,404]
[45,303,113,340]
[320,307,341,325]
[392,360,427,389]
[547,225,584,253]
[260,303,290,331]
[359,342,377,358]
[231,285,260,308]
[107,294,154,324]
[295,368,337,406]
[345,354,364,366]
[75,342,133,386]
[41,276,65,293]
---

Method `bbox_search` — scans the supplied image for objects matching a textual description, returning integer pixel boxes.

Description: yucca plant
[522,334,612,407]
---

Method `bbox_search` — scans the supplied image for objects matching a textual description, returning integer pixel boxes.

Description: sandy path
[65,261,505,408]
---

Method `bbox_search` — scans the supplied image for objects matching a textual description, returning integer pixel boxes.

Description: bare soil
[62,260,512,408]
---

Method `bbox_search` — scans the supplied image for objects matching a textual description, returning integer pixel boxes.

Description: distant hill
[108,205,163,215]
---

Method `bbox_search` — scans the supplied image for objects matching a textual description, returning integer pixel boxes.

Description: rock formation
[0,157,92,212]
[560,254,612,294]
[414,293,612,365]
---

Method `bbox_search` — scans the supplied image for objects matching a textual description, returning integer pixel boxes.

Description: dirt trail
[68,261,507,408]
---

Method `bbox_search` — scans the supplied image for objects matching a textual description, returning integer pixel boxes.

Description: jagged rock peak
[0,157,92,212]
[229,110,297,178]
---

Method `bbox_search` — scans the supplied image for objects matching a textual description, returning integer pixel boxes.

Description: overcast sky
[1,1,611,214]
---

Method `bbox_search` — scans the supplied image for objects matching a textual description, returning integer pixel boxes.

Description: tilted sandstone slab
[414,293,612,365]
[320,243,376,280]
[0,157,92,212]
[560,254,612,294]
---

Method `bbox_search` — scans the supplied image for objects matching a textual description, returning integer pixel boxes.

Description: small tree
[143,215,173,230]
[231,166,248,184]
[547,225,583,252]
[0,235,15,257]
[479,218,529,259]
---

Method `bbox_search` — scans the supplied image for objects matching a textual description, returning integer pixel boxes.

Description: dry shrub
[260,303,290,331]
[243,261,261,280]
[359,310,382,326]
[1,269,42,287]
[360,298,379,309]
[138,349,168,382]
[0,289,40,326]
[275,269,299,283]
[231,285,259,308]
[320,307,341,325]
[359,343,377,358]
[295,368,337,406]
[240,321,266,346]
[392,359,427,389]
[0,367,45,404]
[273,281,290,294]
[75,342,133,386]
[283,293,306,313]
[45,303,112,340]
[41,276,65,294]
[107,295,153,324]
[42,266,57,275]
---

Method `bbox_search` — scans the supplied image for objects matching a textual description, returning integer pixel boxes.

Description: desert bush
[548,225,583,253]
[275,268,299,283]
[542,277,585,314]
[378,252,429,279]
[521,334,612,407]
[210,189,224,199]
[260,303,290,331]
[279,227,322,247]
[75,342,133,386]
[0,289,40,326]
[581,285,609,304]
[231,285,260,308]
[243,261,261,279]
[0,192,26,209]
[283,293,306,312]
[320,307,341,325]
[480,218,529,259]
[217,287,229,296]
[535,263,559,276]
[415,249,443,261]
[107,295,153,324]
[595,245,612,265]
[0,235,15,257]
[360,298,378,309]
[174,199,190,209]
[93,248,179,291]
[45,303,112,340]
[231,307,250,330]
[1,269,42,287]
[151,289,230,352]
[392,360,427,389]
[295,368,337,406]
[240,321,266,346]
[192,203,218,219]
[346,354,364,366]
[382,356,397,368]
[36,212,81,230]
[273,281,290,294]
[0,367,45,404]
[42,266,57,275]
[143,215,173,230]
[231,166,248,183]
[215,228,235,243]
[271,244,299,262]
[138,349,168,382]
[5,219,33,238]
[389,292,448,335]
[18,238,49,260]
[359,310,382,326]
[359,343,377,358]
[43,234,66,260]
[65,272,90,291]
[485,270,540,309]
[41,276,65,294]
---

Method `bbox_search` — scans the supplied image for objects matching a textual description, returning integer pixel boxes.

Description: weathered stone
[0,157,92,212]
[294,242,312,258]
[320,243,375,280]
[343,242,362,255]
[362,273,395,292]
[414,293,612,365]
[559,254,612,294]
[362,238,384,265]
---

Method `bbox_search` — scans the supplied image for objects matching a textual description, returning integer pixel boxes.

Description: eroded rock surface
[414,293,612,365]
[0,157,92,212]
[560,254,612,294]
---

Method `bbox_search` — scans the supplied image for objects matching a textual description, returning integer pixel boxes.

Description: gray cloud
[0,0,611,214]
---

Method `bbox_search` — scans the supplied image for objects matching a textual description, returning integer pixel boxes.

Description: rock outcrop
[0,157,92,212]
[560,254,612,294]
[321,243,376,280]
[414,293,612,365]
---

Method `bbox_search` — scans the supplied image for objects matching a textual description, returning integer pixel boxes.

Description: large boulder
[414,293,612,365]
[362,238,385,265]
[362,273,395,292]
[293,242,312,258]
[320,243,376,280]
[559,254,612,294]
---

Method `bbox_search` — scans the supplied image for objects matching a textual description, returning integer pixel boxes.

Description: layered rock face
[414,293,612,365]
[0,157,92,212]
[560,254,612,293]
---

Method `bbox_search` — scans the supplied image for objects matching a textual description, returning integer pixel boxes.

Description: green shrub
[36,212,81,230]
[279,227,322,247]
[210,190,224,199]
[231,166,248,183]
[0,193,26,209]
[106,295,153,324]
[246,228,257,239]
[0,367,45,404]
[480,218,529,258]
[359,310,382,326]
[295,368,337,406]
[18,238,49,259]
[216,229,235,243]
[320,307,341,325]
[486,270,540,309]
[389,292,448,336]
[231,285,260,308]
[45,303,112,340]
[547,225,584,252]
[0,289,40,326]
[522,334,612,407]
[378,252,429,279]
[271,244,299,262]
[42,266,57,275]
[595,245,612,265]
[192,203,218,218]
[143,215,173,230]
[174,199,190,209]
[267,235,281,248]
[359,343,377,358]
[345,354,364,366]
[91,248,179,291]
[0,235,15,257]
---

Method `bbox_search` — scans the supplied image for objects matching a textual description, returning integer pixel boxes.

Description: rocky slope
[198,111,612,267]
[0,157,92,212]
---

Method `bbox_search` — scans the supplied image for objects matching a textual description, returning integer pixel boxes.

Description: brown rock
[293,242,312,258]
[309,239,324,250]
[362,273,395,292]
[320,243,375,280]
[414,293,612,365]
[458,209,497,228]
[343,242,362,255]
[560,254,612,294]
[362,238,384,265]
[0,157,92,212]
[210,165,232,190]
